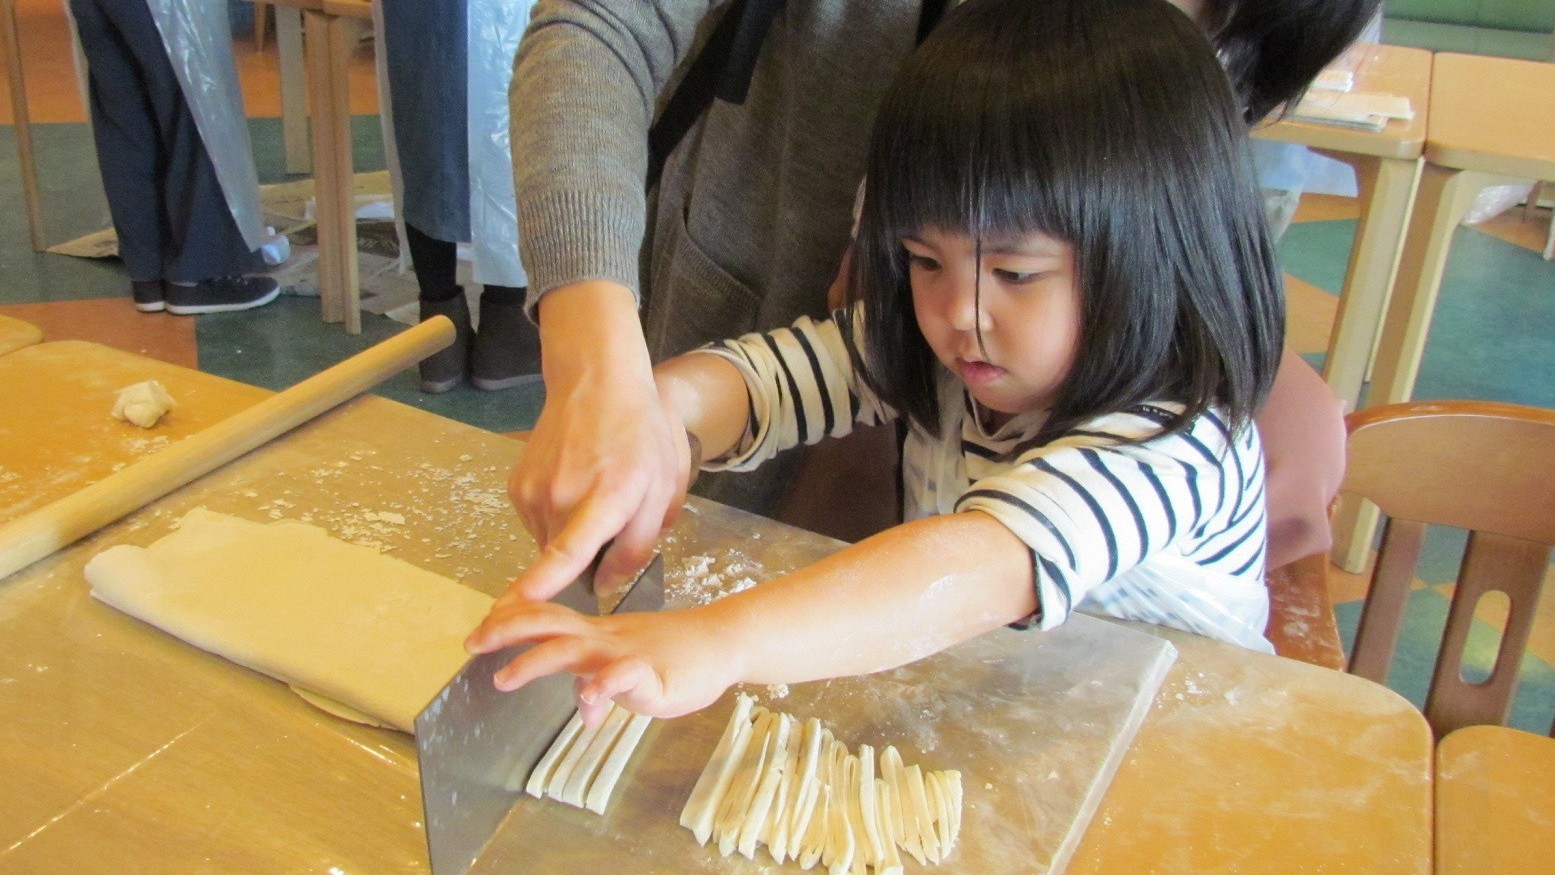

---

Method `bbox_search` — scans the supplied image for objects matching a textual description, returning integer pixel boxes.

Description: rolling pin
[0,316,456,581]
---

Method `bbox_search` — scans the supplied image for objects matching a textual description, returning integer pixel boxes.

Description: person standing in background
[379,0,540,394]
[69,0,279,315]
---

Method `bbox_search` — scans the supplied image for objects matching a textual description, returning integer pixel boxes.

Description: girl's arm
[465,511,1037,725]
[654,351,756,466]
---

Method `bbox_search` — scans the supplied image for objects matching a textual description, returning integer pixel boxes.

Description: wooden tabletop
[1436,725,1555,874]
[1426,53,1555,179]
[0,343,1434,873]
[1254,43,1430,161]
[0,313,42,357]
[0,342,269,526]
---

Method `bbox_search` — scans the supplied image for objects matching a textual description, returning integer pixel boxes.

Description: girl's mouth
[957,358,1006,386]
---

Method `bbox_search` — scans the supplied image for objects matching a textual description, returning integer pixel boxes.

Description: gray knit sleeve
[511,0,724,310]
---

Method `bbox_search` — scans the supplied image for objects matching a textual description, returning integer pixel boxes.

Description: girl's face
[905,227,1082,425]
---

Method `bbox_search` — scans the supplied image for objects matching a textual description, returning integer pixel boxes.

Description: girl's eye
[993,268,1043,284]
[905,252,941,271]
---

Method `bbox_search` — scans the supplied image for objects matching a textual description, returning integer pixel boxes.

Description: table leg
[277,6,310,175]
[1331,164,1506,573]
[325,15,362,335]
[304,10,343,325]
[1368,164,1498,407]
[1,0,45,252]
[1312,152,1420,412]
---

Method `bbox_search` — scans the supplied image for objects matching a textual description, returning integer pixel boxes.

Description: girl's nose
[947,275,991,333]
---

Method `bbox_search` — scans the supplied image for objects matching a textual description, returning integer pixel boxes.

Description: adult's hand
[504,281,694,604]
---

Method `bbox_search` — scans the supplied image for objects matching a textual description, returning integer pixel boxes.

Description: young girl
[467,0,1286,724]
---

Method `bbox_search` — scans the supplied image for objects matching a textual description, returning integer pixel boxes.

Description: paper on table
[84,507,493,733]
[1310,68,1354,92]
[1290,91,1414,132]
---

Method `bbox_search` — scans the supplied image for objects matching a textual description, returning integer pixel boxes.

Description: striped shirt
[699,312,1273,652]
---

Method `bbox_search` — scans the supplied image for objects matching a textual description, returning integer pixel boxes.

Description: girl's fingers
[465,599,583,654]
[491,635,603,692]
[579,656,662,712]
[575,678,617,728]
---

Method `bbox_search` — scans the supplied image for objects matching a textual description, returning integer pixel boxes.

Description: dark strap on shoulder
[917,0,950,43]
[647,0,782,189]
[647,0,949,190]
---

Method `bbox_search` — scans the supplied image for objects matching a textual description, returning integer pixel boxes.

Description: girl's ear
[826,246,855,310]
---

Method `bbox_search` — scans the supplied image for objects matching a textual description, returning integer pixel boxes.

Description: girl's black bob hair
[850,0,1286,443]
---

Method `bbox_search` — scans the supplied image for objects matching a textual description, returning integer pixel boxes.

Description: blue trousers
[70,0,259,282]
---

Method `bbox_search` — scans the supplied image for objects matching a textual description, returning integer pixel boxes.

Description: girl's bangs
[867,39,1097,248]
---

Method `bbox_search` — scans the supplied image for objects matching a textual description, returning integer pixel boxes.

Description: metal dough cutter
[415,553,666,874]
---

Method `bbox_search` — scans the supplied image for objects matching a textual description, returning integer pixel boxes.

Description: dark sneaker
[418,292,473,394]
[472,298,542,391]
[131,280,166,313]
[165,276,280,315]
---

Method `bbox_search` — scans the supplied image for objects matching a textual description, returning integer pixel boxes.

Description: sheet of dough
[84,507,494,733]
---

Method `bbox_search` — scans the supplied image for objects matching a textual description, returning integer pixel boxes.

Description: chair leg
[255,2,270,51]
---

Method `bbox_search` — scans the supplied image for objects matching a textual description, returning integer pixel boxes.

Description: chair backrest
[1342,400,1555,738]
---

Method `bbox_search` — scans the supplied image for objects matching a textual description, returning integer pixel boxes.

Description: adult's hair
[851,0,1285,444]
[1205,0,1383,124]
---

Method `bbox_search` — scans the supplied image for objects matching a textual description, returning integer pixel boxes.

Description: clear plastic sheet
[141,0,267,252]
[467,0,533,288]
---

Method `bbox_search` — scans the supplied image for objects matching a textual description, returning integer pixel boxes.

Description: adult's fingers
[499,498,636,604]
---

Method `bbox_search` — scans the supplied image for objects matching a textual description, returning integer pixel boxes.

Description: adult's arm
[505,1,722,600]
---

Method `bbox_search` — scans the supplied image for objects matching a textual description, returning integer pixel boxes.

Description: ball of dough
[111,380,176,428]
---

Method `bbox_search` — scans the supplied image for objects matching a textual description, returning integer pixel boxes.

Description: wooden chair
[1342,400,1555,738]
[1264,550,1346,670]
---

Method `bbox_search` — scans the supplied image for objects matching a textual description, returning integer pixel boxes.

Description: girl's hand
[464,599,741,726]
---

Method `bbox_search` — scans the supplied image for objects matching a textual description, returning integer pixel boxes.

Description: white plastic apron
[375,0,533,289]
[143,0,267,252]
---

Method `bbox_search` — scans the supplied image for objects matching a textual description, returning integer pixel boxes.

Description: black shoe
[165,276,280,315]
[472,297,542,391]
[131,280,166,313]
[418,292,473,394]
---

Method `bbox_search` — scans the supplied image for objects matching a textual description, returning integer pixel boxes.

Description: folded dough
[85,507,493,733]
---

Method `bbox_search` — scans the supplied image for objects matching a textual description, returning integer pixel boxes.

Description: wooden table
[253,0,374,335]
[0,313,42,357]
[1253,43,1431,413]
[0,344,1434,872]
[1368,53,1555,410]
[0,0,44,251]
[1436,725,1555,874]
[1334,53,1555,571]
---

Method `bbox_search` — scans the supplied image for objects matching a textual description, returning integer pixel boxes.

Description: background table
[1254,43,1431,413]
[1368,53,1555,410]
[0,343,1433,873]
[265,0,374,334]
[1435,725,1555,874]
[1334,53,1555,571]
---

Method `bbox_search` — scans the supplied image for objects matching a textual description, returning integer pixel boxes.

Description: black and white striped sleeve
[690,310,894,472]
[955,414,1259,631]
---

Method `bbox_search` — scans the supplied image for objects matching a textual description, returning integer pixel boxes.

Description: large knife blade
[416,554,665,874]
